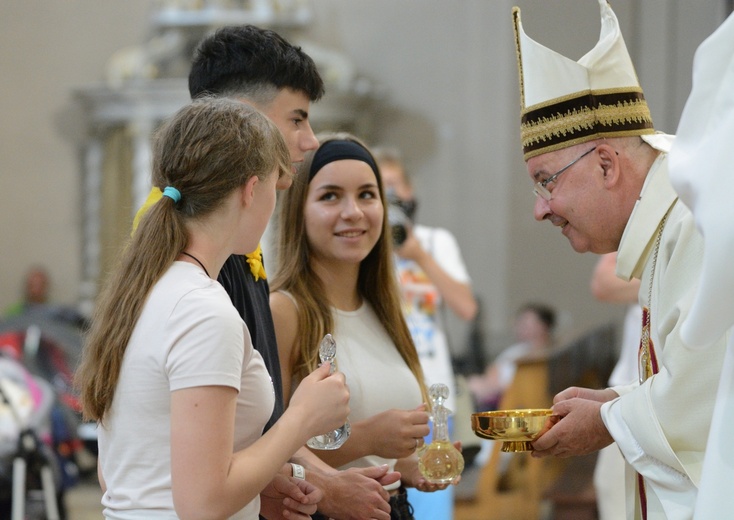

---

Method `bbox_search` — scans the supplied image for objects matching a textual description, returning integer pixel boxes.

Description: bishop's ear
[597,144,620,185]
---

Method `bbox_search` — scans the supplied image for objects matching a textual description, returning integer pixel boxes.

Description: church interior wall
[0,0,725,357]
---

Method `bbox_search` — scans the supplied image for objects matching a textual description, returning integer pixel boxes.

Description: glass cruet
[418,383,465,483]
[306,334,351,450]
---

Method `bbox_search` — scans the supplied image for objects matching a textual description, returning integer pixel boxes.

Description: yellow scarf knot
[133,187,267,281]
[246,245,267,281]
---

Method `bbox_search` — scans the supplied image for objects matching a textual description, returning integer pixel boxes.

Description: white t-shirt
[98,262,274,520]
[395,224,470,411]
[492,342,534,392]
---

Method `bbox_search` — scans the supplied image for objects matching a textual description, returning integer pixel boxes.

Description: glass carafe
[306,334,351,450]
[418,383,464,483]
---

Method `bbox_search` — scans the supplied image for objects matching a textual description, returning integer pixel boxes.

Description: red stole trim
[636,306,659,519]
[637,473,649,520]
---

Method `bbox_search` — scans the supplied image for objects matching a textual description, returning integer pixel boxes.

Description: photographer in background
[374,147,477,520]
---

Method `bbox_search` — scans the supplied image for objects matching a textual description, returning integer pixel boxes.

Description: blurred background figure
[467,303,556,411]
[4,266,50,317]
[0,266,88,517]
[3,266,87,331]
[590,252,641,520]
[374,147,477,520]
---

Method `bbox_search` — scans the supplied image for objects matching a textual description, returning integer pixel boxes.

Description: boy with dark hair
[189,25,325,102]
[134,24,398,520]
[188,24,325,435]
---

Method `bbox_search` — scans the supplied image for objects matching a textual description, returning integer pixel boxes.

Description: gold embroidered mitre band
[513,0,654,161]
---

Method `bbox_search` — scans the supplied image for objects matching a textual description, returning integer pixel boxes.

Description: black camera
[386,190,413,247]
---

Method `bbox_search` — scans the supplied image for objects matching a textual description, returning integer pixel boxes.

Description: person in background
[513,1,727,517]
[271,133,456,520]
[590,252,640,520]
[76,98,350,520]
[4,266,50,317]
[467,303,555,411]
[373,146,477,519]
[132,25,400,519]
[3,265,88,330]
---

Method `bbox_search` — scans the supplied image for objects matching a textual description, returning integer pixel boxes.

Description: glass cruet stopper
[306,334,351,450]
[418,383,465,483]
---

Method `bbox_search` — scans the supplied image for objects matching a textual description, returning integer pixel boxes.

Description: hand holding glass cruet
[306,333,351,450]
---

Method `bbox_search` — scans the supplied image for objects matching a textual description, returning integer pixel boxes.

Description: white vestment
[667,11,734,520]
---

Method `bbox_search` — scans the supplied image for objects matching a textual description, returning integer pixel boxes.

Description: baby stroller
[0,308,89,513]
[0,354,63,519]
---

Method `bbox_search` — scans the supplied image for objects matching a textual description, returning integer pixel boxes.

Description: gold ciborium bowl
[471,409,554,452]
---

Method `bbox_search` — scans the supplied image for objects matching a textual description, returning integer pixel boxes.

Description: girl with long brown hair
[270,133,449,520]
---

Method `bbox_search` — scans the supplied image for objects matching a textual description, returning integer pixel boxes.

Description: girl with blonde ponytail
[75,98,349,520]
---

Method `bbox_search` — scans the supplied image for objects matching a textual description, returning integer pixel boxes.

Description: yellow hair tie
[134,187,267,281]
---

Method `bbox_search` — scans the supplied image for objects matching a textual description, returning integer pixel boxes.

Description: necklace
[181,251,210,278]
[638,212,668,384]
[636,211,669,520]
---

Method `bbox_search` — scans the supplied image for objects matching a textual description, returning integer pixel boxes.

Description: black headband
[308,139,379,183]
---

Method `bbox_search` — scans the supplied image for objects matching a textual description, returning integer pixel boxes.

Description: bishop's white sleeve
[601,395,697,520]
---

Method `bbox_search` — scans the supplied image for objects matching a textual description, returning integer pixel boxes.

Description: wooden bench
[539,323,618,520]
[454,323,618,519]
[542,453,598,520]
[454,356,556,520]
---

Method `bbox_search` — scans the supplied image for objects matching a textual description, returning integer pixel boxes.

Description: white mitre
[512,0,654,161]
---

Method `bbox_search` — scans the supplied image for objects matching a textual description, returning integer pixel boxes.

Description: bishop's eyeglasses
[533,146,597,200]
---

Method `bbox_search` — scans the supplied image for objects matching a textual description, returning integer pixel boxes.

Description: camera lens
[392,223,408,246]
[387,203,410,247]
